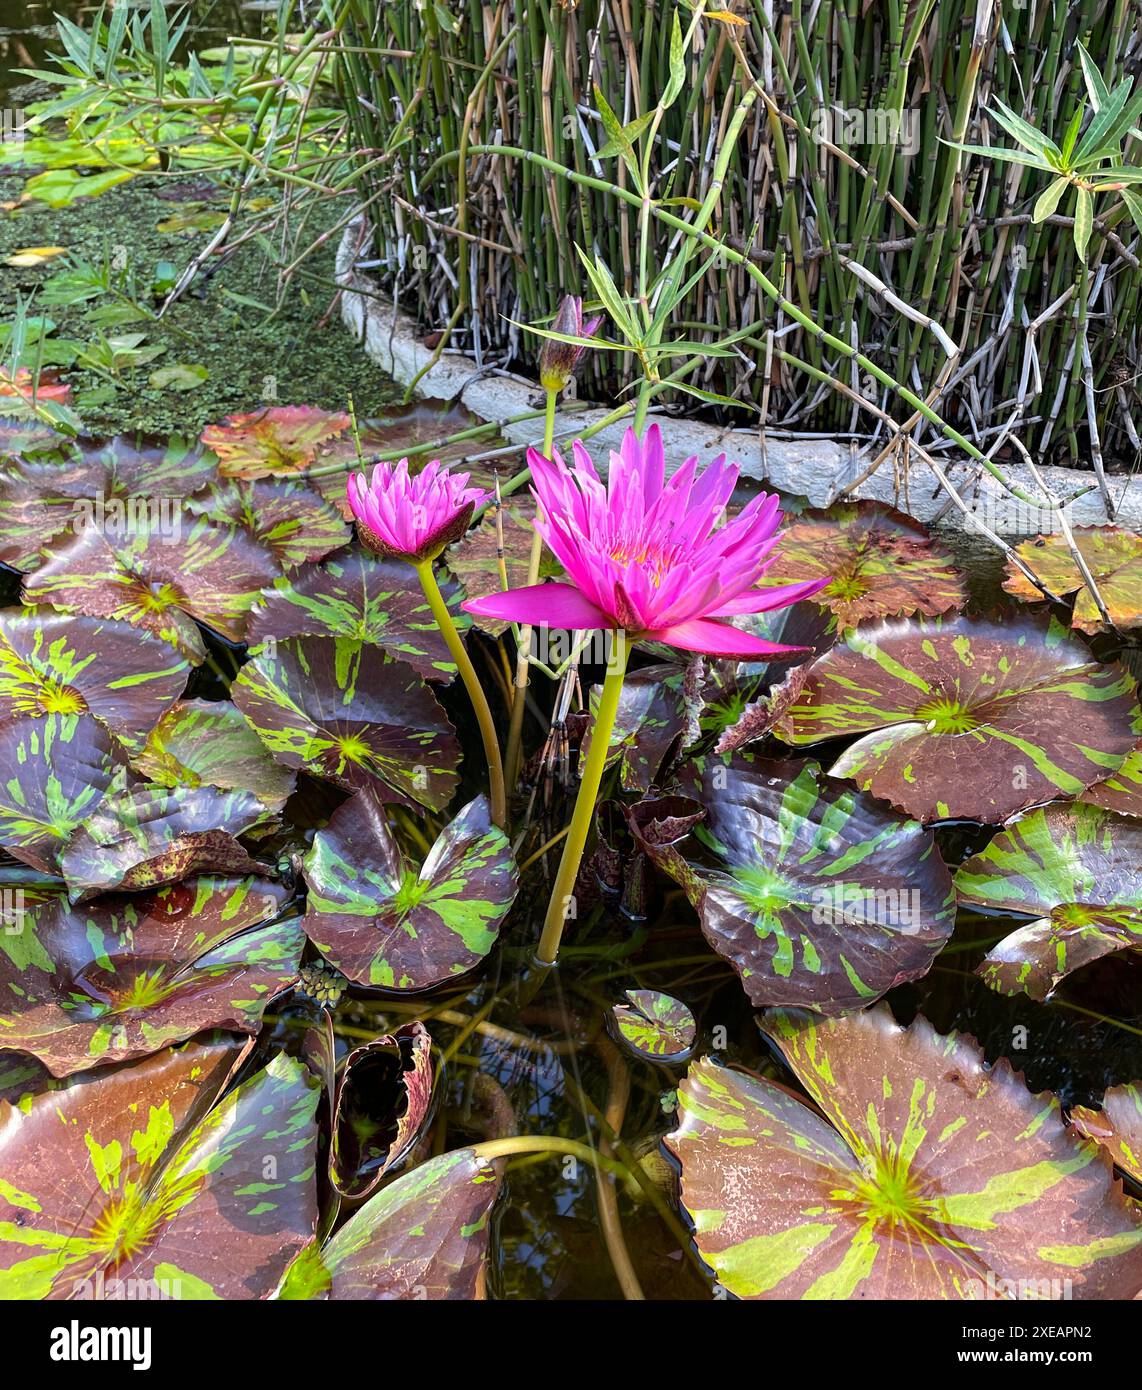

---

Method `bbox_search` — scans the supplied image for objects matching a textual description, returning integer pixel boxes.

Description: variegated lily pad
[131,698,296,811]
[955,802,1142,999]
[1070,1084,1142,1183]
[1082,743,1142,818]
[1003,527,1142,635]
[0,1043,319,1299]
[233,636,460,811]
[665,1007,1142,1299]
[22,514,281,662]
[0,609,189,747]
[246,547,462,680]
[58,776,275,900]
[0,875,298,1076]
[331,1021,433,1200]
[187,476,350,567]
[643,754,954,1013]
[0,715,120,872]
[610,990,696,1061]
[775,613,1140,824]
[278,1148,499,1300]
[201,405,351,479]
[301,790,517,990]
[753,501,967,628]
[0,434,217,569]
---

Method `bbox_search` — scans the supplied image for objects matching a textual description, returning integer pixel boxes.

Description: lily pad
[0,434,219,569]
[955,802,1142,999]
[301,790,517,989]
[665,1006,1142,1299]
[0,715,120,872]
[1070,1084,1142,1183]
[310,402,502,520]
[753,501,967,628]
[22,513,281,663]
[0,875,299,1076]
[278,1148,499,1300]
[246,547,462,680]
[331,1021,433,1200]
[644,754,954,1012]
[131,698,297,811]
[0,609,189,747]
[1081,743,1142,818]
[58,776,275,901]
[201,405,352,479]
[610,990,696,1061]
[1003,527,1142,634]
[0,1042,319,1299]
[775,612,1140,824]
[187,476,350,568]
[232,636,460,811]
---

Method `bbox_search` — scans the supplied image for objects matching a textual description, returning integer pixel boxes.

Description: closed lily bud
[538,295,602,393]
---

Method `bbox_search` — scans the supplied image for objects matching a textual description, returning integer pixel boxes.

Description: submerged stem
[536,633,629,966]
[415,560,507,830]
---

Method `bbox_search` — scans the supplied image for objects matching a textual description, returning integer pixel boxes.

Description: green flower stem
[470,1135,632,1183]
[536,632,629,967]
[503,386,559,791]
[415,560,507,830]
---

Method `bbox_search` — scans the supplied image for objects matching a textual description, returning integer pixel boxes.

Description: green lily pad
[149,364,209,392]
[58,775,275,901]
[665,1006,1142,1299]
[1003,527,1142,635]
[753,501,967,628]
[0,715,120,873]
[233,636,460,811]
[775,612,1140,824]
[643,754,954,1012]
[201,405,351,480]
[330,1021,433,1201]
[0,875,298,1076]
[22,513,282,663]
[1070,1084,1142,1183]
[301,790,517,989]
[246,547,462,680]
[0,610,189,747]
[131,698,297,811]
[955,802,1142,999]
[0,1042,319,1299]
[610,990,696,1061]
[187,476,350,568]
[278,1148,499,1300]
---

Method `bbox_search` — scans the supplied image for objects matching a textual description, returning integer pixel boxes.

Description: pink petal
[646,617,812,659]
[462,583,614,629]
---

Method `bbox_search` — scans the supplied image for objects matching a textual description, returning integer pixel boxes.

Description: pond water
[2,3,1140,1302]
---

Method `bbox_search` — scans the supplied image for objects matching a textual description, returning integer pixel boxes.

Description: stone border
[337,224,1139,534]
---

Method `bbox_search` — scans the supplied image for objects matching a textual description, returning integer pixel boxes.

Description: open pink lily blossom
[462,424,828,658]
[347,457,487,564]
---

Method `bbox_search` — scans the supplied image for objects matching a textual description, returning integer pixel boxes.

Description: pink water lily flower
[462,424,828,658]
[347,457,486,564]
